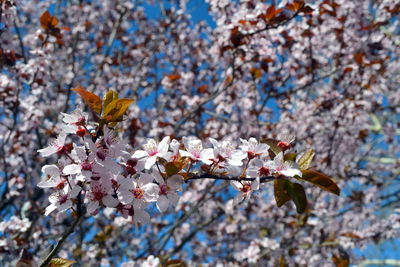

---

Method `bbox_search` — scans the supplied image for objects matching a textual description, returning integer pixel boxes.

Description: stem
[39,212,84,267]
[185,174,274,183]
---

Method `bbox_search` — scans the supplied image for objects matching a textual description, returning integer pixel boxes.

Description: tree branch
[185,174,275,183]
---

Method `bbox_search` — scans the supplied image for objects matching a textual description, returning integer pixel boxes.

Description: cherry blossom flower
[37,165,65,189]
[45,184,81,216]
[239,137,270,159]
[269,152,302,178]
[132,136,170,169]
[230,178,260,206]
[37,133,67,157]
[209,138,247,166]
[277,132,296,151]
[85,179,119,214]
[180,137,214,165]
[117,174,159,205]
[152,171,183,212]
[62,143,106,181]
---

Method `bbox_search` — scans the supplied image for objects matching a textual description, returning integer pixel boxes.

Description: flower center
[258,166,270,177]
[133,188,144,199]
[160,184,169,195]
[241,183,251,193]
[81,161,92,171]
[56,145,67,155]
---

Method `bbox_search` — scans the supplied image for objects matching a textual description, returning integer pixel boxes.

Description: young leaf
[297,149,314,170]
[165,160,186,177]
[40,11,58,31]
[284,152,297,162]
[300,170,340,195]
[72,87,102,114]
[274,178,291,207]
[287,182,307,214]
[48,258,76,267]
[103,98,134,122]
[263,138,282,156]
[103,90,118,111]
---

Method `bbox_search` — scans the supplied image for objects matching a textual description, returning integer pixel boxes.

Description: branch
[358,259,400,267]
[39,212,84,267]
[185,174,275,183]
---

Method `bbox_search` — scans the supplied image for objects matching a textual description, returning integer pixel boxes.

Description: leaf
[103,90,118,112]
[48,258,76,267]
[284,152,297,162]
[274,179,291,207]
[287,182,307,214]
[279,255,288,267]
[166,74,181,81]
[263,138,282,156]
[165,160,187,177]
[300,170,340,195]
[297,149,315,170]
[286,1,304,12]
[332,251,349,267]
[165,259,187,267]
[72,87,102,114]
[102,98,134,122]
[40,11,58,31]
[265,5,284,21]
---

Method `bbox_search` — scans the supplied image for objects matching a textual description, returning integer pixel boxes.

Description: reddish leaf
[40,11,58,31]
[286,1,304,12]
[167,74,181,81]
[300,170,340,195]
[287,182,307,214]
[72,87,102,114]
[354,52,364,65]
[274,178,291,207]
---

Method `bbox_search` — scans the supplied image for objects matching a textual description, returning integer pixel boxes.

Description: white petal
[158,136,170,154]
[87,201,99,214]
[37,146,57,157]
[232,193,244,207]
[251,177,260,191]
[132,150,148,158]
[42,165,60,176]
[281,169,302,177]
[58,200,72,212]
[179,150,194,159]
[144,156,157,170]
[230,181,242,191]
[69,186,81,198]
[63,164,81,175]
[167,192,179,206]
[45,204,58,216]
[139,173,154,185]
[156,195,169,212]
[167,175,183,190]
[143,183,159,202]
[37,180,56,188]
[103,195,119,207]
[118,190,134,204]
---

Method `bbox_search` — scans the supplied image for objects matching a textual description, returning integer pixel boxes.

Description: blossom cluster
[37,109,302,224]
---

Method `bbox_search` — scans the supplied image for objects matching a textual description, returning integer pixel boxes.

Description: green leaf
[274,178,291,207]
[263,138,282,156]
[300,170,340,195]
[287,182,307,214]
[284,152,297,161]
[72,87,102,114]
[165,160,186,177]
[165,259,187,267]
[102,98,135,122]
[48,258,76,267]
[297,149,315,170]
[103,90,118,111]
